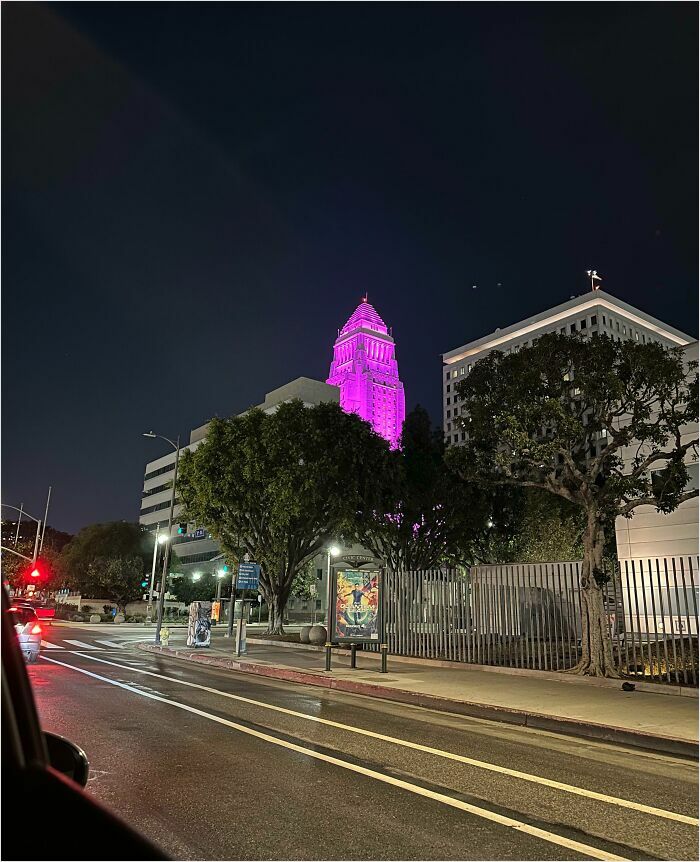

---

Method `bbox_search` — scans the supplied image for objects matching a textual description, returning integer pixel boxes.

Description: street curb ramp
[137,643,698,760]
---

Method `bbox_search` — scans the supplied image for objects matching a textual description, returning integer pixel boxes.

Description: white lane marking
[40,655,627,861]
[64,639,102,650]
[40,641,64,650]
[94,640,126,649]
[70,651,698,827]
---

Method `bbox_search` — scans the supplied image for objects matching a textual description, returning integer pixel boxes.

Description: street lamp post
[147,532,168,622]
[143,431,181,645]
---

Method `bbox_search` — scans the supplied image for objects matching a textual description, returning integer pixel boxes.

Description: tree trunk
[266,594,286,635]
[567,512,620,678]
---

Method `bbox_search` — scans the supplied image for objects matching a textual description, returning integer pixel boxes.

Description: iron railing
[383,556,698,685]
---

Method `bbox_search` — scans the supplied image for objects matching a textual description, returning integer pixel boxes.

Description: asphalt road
[28,624,699,861]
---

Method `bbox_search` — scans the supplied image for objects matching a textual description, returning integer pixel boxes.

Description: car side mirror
[44,731,90,787]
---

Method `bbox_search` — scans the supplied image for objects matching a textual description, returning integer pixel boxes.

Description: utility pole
[39,486,52,556]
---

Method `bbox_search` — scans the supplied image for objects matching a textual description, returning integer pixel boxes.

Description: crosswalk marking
[94,639,126,649]
[63,639,101,650]
[41,640,64,650]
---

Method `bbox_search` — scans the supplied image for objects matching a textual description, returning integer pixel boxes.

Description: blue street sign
[237,562,261,589]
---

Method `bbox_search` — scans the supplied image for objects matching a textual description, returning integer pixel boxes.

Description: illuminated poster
[186,601,211,648]
[334,570,380,642]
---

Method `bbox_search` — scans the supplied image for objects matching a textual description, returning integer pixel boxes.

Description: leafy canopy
[177,400,390,625]
[353,406,520,569]
[448,333,698,520]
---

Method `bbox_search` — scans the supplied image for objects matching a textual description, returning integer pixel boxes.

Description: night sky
[3,3,697,534]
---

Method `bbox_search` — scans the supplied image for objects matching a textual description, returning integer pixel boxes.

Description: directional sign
[237,562,261,589]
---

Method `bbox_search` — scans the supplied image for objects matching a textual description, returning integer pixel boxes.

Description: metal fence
[383,556,699,685]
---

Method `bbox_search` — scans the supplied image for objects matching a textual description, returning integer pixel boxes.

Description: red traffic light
[30,568,41,579]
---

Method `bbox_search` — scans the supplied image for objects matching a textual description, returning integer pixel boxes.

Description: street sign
[237,562,260,589]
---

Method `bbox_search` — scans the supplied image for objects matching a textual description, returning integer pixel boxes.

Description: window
[580,318,587,329]
[144,463,175,482]
[446,371,450,381]
[459,366,465,375]
[453,434,458,443]
[623,325,627,335]
[142,481,172,498]
[602,315,606,326]
[446,384,451,392]
[635,331,639,341]
[446,409,451,418]
[569,323,576,334]
[616,321,620,332]
[461,432,466,441]
[316,600,322,610]
[446,397,451,405]
[686,463,700,492]
[452,370,458,379]
[591,315,597,326]
[468,364,472,372]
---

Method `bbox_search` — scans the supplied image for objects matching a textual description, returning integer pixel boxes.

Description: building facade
[441,288,698,560]
[327,297,405,448]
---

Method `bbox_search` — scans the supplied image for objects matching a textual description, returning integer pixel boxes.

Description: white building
[139,377,340,611]
[441,289,698,561]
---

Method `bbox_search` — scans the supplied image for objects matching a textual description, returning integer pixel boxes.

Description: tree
[1,544,64,592]
[353,406,520,569]
[88,556,146,615]
[509,488,586,563]
[448,333,698,677]
[177,400,390,633]
[60,522,150,595]
[170,572,222,606]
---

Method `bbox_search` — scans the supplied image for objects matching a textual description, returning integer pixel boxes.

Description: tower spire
[362,293,368,303]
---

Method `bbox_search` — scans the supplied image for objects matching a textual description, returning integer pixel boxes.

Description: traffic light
[177,522,188,535]
[140,578,149,589]
[222,565,229,574]
[30,567,41,579]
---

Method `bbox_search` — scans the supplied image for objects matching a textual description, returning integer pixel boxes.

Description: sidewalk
[138,634,699,758]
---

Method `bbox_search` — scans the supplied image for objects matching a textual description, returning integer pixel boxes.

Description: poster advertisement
[186,601,211,648]
[334,570,380,642]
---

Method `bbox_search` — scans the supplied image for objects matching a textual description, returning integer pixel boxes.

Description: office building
[442,288,697,561]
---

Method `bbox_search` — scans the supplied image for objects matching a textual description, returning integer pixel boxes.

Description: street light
[192,571,202,581]
[325,544,341,671]
[143,431,181,645]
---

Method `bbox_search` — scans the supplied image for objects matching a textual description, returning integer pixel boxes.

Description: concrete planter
[299,625,312,644]
[309,624,327,645]
[114,613,125,624]
[89,614,101,624]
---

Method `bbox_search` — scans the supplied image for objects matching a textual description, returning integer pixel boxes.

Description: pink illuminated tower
[327,296,406,448]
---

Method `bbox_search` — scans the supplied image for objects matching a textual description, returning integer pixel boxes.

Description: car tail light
[30,623,42,635]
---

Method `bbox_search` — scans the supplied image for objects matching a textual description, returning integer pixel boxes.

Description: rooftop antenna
[586,270,602,291]
[362,293,369,303]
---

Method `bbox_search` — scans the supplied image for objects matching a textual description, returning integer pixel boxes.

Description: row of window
[175,550,220,565]
[141,499,179,516]
[444,316,669,395]
[142,481,172,498]
[143,463,175,482]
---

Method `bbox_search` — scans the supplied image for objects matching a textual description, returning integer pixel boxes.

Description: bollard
[325,642,332,671]
[161,626,170,647]
[350,643,357,668]
[380,643,388,673]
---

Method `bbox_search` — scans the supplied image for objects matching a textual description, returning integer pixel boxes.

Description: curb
[137,644,698,760]
[245,638,699,699]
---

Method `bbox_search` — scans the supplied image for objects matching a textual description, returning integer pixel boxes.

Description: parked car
[7,604,42,663]
[22,599,55,624]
